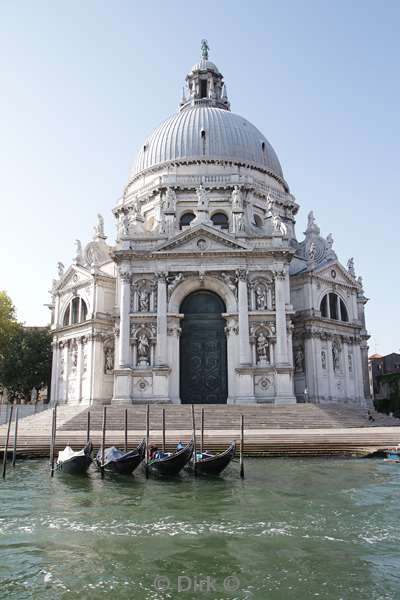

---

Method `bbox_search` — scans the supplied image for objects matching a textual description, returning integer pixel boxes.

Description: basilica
[48,43,370,407]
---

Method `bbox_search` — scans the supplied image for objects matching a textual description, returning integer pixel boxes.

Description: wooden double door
[180,291,228,404]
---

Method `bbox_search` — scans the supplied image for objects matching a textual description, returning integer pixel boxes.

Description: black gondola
[56,441,93,475]
[96,439,146,475]
[147,440,194,476]
[191,441,236,476]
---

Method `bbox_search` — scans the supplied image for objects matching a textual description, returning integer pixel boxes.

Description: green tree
[0,327,52,402]
[0,291,19,359]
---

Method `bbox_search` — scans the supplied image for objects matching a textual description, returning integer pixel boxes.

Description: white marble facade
[48,44,370,407]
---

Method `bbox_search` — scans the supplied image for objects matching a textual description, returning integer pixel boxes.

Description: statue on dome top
[347,257,356,277]
[196,183,209,210]
[57,262,64,278]
[74,240,83,264]
[326,233,334,248]
[164,187,176,212]
[201,39,209,60]
[94,213,105,238]
[307,211,316,230]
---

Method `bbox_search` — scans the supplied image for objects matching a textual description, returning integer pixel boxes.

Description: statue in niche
[138,286,150,312]
[294,347,304,372]
[347,257,356,277]
[332,340,341,372]
[256,333,269,363]
[232,186,243,210]
[121,212,130,236]
[321,350,327,370]
[104,346,114,374]
[255,284,267,310]
[327,233,334,249]
[236,214,245,232]
[272,214,287,236]
[196,184,209,210]
[308,241,317,261]
[164,187,176,212]
[137,334,150,366]
[57,262,64,278]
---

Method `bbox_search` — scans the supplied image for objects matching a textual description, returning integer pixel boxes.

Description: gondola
[96,439,146,475]
[190,441,236,476]
[56,441,93,475]
[147,440,194,476]
[384,447,400,463]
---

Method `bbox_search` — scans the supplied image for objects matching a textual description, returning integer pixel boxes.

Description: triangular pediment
[57,264,92,291]
[155,224,249,253]
[314,261,358,287]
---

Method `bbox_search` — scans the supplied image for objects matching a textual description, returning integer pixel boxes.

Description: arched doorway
[180,291,227,404]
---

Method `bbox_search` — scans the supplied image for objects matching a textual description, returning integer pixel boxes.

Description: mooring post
[145,404,150,479]
[86,410,91,444]
[50,406,57,478]
[191,405,197,476]
[2,404,14,479]
[240,414,244,479]
[124,408,128,453]
[201,408,204,453]
[162,408,166,453]
[101,406,107,479]
[12,406,19,467]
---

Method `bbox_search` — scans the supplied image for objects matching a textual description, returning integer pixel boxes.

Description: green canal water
[0,458,399,600]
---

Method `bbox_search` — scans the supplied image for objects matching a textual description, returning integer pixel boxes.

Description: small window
[261,142,266,152]
[71,297,80,325]
[339,299,348,322]
[329,293,338,320]
[63,305,70,326]
[211,212,229,230]
[180,212,195,229]
[81,300,88,322]
[200,79,207,98]
[320,295,328,318]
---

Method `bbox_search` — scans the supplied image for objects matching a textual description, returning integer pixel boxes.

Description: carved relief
[104,345,114,375]
[294,346,304,372]
[332,337,342,372]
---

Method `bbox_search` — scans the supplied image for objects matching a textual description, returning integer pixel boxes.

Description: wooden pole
[191,405,197,475]
[124,408,128,453]
[201,408,204,453]
[12,406,19,467]
[100,406,107,479]
[2,404,14,479]
[86,410,91,444]
[162,408,166,453]
[240,414,244,479]
[145,404,150,479]
[49,406,57,477]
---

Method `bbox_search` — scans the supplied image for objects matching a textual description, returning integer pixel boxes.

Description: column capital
[120,270,132,284]
[236,269,249,282]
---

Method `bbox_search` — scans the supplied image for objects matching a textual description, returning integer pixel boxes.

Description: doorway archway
[180,290,227,404]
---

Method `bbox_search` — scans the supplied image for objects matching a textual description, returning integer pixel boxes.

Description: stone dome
[133,106,284,183]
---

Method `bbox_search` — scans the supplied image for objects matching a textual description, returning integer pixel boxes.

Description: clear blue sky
[0,1,399,355]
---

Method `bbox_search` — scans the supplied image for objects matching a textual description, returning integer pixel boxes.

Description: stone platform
[1,404,399,458]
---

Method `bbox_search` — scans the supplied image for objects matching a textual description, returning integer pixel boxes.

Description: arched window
[211,212,229,230]
[320,293,349,322]
[179,212,195,229]
[62,297,88,327]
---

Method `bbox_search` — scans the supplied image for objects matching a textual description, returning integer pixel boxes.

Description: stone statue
[308,241,317,261]
[332,340,341,372]
[121,212,129,236]
[232,186,243,210]
[307,211,316,230]
[321,350,327,370]
[57,262,65,278]
[138,285,150,312]
[326,233,334,248]
[256,333,269,363]
[295,347,304,372]
[255,284,267,310]
[164,187,176,212]
[272,214,287,236]
[236,214,245,232]
[357,275,363,289]
[201,39,209,60]
[347,257,355,277]
[168,272,183,296]
[104,346,114,374]
[266,193,274,216]
[137,334,150,366]
[94,213,105,238]
[221,272,237,295]
[196,184,209,210]
[74,240,83,264]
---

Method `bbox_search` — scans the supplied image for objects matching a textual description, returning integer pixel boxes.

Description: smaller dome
[190,59,220,74]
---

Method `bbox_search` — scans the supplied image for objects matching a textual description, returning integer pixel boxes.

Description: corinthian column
[237,270,252,365]
[156,272,168,365]
[274,268,288,364]
[118,271,131,368]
